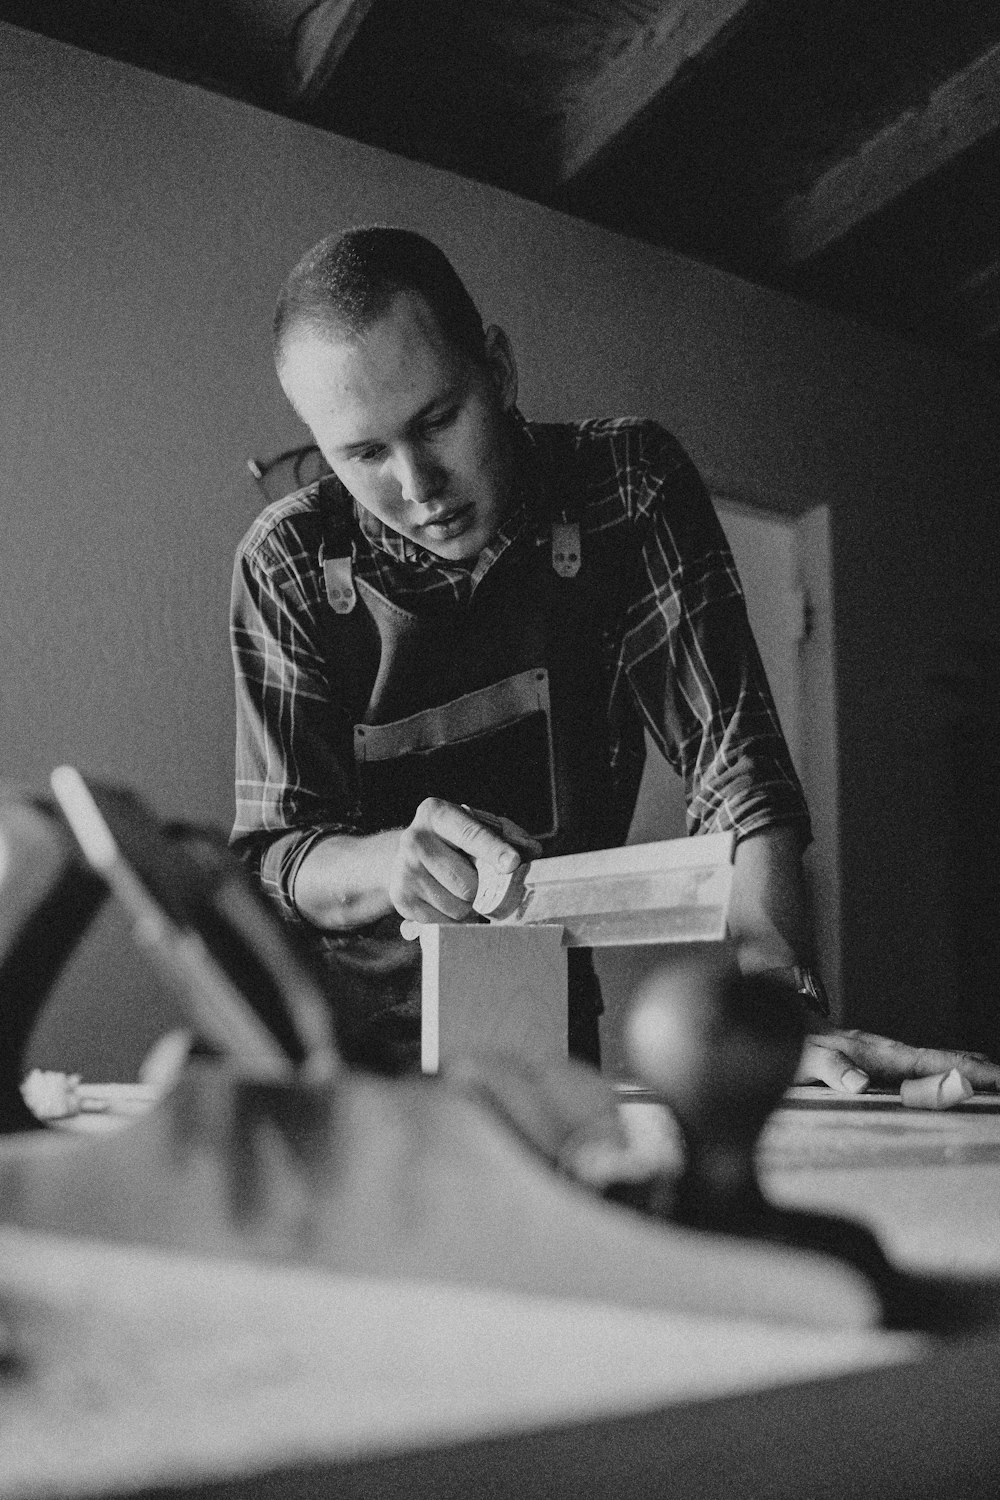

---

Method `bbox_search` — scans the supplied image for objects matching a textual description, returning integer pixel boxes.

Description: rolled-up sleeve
[618,426,811,846]
[230,510,360,916]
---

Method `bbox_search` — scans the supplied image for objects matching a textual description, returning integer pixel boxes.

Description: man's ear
[483,325,518,411]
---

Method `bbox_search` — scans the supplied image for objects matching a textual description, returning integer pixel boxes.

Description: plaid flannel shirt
[231,414,810,917]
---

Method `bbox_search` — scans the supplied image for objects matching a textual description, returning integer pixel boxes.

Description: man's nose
[396,445,445,505]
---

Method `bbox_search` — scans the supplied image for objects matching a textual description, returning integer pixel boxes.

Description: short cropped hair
[273,226,485,369]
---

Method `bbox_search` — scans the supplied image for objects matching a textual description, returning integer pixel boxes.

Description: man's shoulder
[525,416,699,521]
[529,415,693,475]
[235,484,325,573]
[528,414,669,448]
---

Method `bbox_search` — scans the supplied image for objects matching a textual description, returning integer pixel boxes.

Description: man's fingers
[904,1048,1000,1090]
[835,1032,1000,1089]
[398,862,476,921]
[802,1030,1000,1091]
[460,806,543,859]
[420,843,480,905]
[416,798,522,871]
[393,800,540,925]
[796,1038,870,1093]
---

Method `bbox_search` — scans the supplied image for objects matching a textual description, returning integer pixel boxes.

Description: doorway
[598,500,839,1073]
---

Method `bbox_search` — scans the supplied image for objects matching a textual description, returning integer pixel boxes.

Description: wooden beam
[946,259,1000,344]
[477,833,735,947]
[286,0,380,106]
[549,0,758,187]
[769,40,1000,266]
[972,311,1000,346]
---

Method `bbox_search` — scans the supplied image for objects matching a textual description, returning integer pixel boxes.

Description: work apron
[313,471,636,1071]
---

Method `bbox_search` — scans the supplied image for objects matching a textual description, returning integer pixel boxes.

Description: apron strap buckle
[552,518,581,578]
[317,474,358,614]
[321,547,357,614]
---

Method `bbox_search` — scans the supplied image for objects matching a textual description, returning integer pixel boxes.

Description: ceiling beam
[769,39,1000,266]
[286,0,381,106]
[945,259,1000,344]
[547,0,758,187]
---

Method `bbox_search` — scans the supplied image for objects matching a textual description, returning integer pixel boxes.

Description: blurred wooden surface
[2,1086,1000,1495]
[1,1223,1000,1500]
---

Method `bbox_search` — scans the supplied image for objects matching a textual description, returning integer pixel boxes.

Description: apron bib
[312,464,636,1069]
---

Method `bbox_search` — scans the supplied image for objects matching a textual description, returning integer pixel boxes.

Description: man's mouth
[420,503,475,537]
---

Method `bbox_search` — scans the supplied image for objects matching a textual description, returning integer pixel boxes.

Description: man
[231,226,1000,1094]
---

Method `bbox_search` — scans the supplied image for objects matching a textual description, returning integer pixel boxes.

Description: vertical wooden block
[420,924,567,1074]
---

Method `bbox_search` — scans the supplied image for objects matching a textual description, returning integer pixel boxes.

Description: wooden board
[762,1103,1000,1282]
[3,1223,1000,1500]
[484,833,735,947]
[6,1090,1000,1495]
[781,1086,1000,1112]
[0,1224,928,1500]
[420,923,567,1074]
[616,1091,1000,1280]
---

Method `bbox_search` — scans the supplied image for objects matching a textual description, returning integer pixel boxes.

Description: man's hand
[798,1028,1000,1093]
[392,798,539,931]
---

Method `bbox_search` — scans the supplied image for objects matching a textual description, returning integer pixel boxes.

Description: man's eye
[421,408,456,435]
[355,447,384,464]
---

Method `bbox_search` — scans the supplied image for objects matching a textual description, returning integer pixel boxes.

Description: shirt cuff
[256,825,357,921]
[730,811,813,852]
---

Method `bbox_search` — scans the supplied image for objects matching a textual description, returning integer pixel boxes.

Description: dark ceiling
[6,0,1000,379]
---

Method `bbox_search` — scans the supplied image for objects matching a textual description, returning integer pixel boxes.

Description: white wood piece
[899,1069,974,1111]
[548,0,756,184]
[769,39,1000,265]
[420,924,567,1074]
[488,832,734,947]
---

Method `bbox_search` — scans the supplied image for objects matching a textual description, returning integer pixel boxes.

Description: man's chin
[417,517,490,562]
[422,537,484,563]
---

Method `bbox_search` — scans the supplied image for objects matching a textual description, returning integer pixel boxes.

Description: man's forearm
[727,824,811,976]
[292,830,402,929]
[294,820,812,957]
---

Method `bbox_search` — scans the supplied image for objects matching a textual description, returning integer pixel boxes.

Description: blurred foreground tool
[2,778,999,1339]
[0,774,338,1134]
[48,767,338,1085]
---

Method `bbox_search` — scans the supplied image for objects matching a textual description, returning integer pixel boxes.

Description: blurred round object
[624,949,804,1225]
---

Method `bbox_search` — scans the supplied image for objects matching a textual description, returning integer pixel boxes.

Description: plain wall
[3,23,998,1074]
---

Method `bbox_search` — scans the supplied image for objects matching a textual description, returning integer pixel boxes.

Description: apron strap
[317,473,357,614]
[541,426,586,579]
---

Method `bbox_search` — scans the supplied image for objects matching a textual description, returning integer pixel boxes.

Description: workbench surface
[620,1085,1000,1278]
[2,1086,999,1498]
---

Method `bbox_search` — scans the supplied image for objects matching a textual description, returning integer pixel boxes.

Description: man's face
[279,291,518,561]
